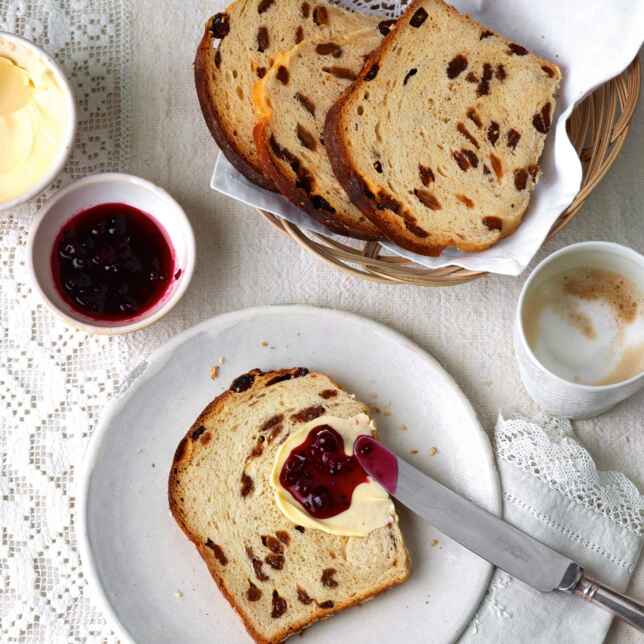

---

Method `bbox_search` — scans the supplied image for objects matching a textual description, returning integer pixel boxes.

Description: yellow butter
[270,413,395,537]
[0,55,68,203]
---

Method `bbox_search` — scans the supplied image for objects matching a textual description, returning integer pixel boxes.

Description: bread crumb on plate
[210,366,219,380]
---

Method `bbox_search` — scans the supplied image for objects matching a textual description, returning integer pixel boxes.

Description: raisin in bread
[195,0,377,191]
[325,0,561,256]
[169,368,410,644]
[253,28,385,239]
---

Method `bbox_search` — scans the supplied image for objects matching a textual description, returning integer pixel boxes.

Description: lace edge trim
[495,416,644,537]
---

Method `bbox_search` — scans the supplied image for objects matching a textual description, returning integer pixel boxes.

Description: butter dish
[0,31,76,211]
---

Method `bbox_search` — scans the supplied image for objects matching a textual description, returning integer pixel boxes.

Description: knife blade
[354,436,644,632]
[353,434,579,593]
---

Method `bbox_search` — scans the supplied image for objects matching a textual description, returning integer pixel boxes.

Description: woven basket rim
[258,57,641,287]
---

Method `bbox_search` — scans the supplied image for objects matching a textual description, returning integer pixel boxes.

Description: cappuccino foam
[523,268,644,385]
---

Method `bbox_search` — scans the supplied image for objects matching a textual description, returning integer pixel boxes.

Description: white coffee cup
[514,241,644,419]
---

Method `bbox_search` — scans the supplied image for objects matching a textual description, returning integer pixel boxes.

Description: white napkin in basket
[211,0,644,275]
[461,416,644,643]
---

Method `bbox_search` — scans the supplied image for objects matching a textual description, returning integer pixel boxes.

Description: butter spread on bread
[271,413,394,536]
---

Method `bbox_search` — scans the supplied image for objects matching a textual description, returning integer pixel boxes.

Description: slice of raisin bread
[169,368,410,644]
[195,0,377,191]
[325,0,561,256]
[253,28,385,239]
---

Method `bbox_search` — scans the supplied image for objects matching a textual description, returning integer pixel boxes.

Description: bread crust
[325,94,447,256]
[254,121,381,240]
[325,0,558,256]
[169,367,410,644]
[323,19,450,256]
[194,20,276,191]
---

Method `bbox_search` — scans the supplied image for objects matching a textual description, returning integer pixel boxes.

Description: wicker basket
[260,58,641,286]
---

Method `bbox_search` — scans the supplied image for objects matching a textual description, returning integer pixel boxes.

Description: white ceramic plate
[78,305,501,644]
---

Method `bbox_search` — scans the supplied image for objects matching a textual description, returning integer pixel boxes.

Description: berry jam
[279,425,369,519]
[52,203,175,321]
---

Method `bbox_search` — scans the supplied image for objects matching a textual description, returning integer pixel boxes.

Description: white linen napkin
[461,416,644,643]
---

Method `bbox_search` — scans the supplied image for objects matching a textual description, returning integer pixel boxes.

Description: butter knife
[354,435,644,632]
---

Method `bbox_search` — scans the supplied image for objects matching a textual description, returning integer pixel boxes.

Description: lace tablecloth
[1,1,133,641]
[1,1,643,643]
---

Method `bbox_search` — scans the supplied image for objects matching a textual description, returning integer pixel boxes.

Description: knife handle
[575,575,644,632]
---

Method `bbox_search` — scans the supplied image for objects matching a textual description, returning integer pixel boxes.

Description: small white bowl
[27,173,196,334]
[0,31,77,211]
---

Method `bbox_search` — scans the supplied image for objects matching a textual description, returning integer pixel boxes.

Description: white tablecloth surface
[1,0,643,641]
[129,9,644,634]
[127,8,644,636]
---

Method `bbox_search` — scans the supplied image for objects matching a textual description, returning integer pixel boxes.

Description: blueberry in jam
[280,425,369,519]
[52,203,176,321]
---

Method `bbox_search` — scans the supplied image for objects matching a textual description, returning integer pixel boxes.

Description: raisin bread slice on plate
[325,0,561,256]
[195,0,377,191]
[169,368,410,644]
[253,27,386,239]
